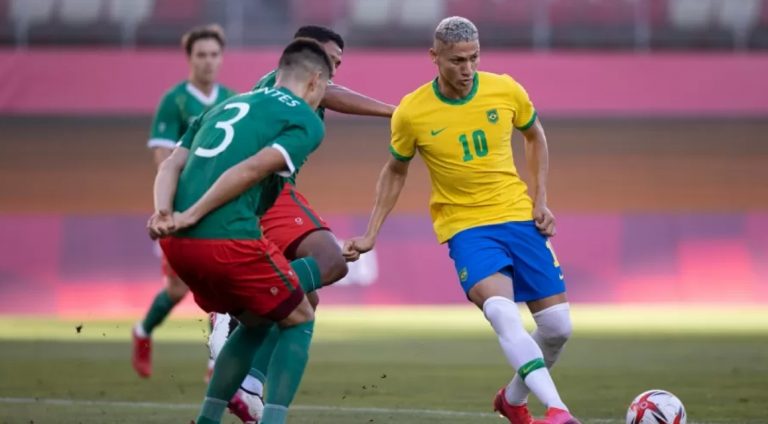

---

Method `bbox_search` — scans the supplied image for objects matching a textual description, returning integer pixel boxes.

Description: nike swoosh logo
[430,128,447,136]
[559,273,564,280]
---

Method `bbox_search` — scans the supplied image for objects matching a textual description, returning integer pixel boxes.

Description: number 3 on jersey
[458,129,488,162]
[195,102,250,158]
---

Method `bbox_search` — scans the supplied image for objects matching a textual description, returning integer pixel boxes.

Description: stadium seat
[748,0,768,47]
[399,0,445,28]
[10,0,55,25]
[290,0,346,27]
[350,0,392,27]
[150,0,203,22]
[59,0,103,24]
[134,0,203,47]
[548,0,639,48]
[106,0,154,27]
[667,0,712,29]
[717,0,760,31]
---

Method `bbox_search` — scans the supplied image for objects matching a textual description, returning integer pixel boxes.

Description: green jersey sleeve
[178,114,203,150]
[270,111,324,177]
[148,91,183,149]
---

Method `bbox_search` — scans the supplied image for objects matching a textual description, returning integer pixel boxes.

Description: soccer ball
[626,390,686,424]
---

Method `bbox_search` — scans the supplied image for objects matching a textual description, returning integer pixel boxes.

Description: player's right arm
[343,105,414,261]
[175,148,293,229]
[321,83,396,117]
[148,91,183,168]
[149,145,189,239]
[344,157,410,262]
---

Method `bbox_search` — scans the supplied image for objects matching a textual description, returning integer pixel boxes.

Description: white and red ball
[626,390,686,424]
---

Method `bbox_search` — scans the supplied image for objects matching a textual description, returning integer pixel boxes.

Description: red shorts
[260,184,331,258]
[160,253,178,278]
[159,237,304,321]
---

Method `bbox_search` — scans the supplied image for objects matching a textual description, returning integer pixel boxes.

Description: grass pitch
[0,305,766,424]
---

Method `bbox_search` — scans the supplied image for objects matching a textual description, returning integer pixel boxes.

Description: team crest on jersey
[459,267,469,282]
[486,109,499,124]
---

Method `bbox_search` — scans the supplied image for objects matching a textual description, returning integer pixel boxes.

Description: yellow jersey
[390,71,537,243]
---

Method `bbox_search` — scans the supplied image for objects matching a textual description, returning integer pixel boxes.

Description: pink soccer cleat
[493,387,534,424]
[131,324,152,378]
[228,389,263,424]
[532,407,581,424]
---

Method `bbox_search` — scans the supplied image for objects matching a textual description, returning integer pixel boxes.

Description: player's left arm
[321,83,396,117]
[173,147,292,230]
[175,118,322,230]
[521,119,556,237]
[508,75,556,237]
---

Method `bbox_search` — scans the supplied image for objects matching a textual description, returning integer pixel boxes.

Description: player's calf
[532,302,572,366]
[166,274,190,302]
[504,302,573,406]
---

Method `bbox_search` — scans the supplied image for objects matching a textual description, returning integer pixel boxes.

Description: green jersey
[253,70,327,185]
[147,81,237,149]
[173,86,325,239]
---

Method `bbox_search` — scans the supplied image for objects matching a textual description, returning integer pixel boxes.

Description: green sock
[261,404,289,424]
[246,258,321,390]
[247,324,279,391]
[264,320,315,415]
[291,257,322,293]
[197,324,270,423]
[196,397,227,424]
[141,290,177,335]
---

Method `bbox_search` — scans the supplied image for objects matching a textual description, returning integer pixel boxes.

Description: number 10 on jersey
[458,129,488,162]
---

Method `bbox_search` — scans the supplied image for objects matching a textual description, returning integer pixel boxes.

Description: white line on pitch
[0,396,729,424]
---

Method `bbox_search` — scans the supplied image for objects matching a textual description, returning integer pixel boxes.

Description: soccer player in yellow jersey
[344,17,579,424]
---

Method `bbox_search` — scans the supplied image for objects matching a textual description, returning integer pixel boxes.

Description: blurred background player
[207,25,396,422]
[344,16,578,424]
[133,24,237,379]
[149,38,334,424]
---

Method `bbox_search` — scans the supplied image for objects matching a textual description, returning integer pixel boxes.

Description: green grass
[0,306,767,423]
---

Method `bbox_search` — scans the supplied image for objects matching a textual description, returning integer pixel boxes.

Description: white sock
[208,313,231,360]
[134,322,148,338]
[505,303,572,406]
[241,374,264,397]
[483,296,567,410]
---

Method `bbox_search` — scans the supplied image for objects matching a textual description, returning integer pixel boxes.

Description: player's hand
[172,211,197,232]
[533,203,557,237]
[147,210,176,240]
[342,235,376,262]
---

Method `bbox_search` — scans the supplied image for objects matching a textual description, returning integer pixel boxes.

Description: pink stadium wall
[2,50,767,315]
[1,49,767,116]
[1,214,767,317]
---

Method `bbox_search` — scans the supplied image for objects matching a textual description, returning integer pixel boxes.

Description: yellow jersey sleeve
[504,75,537,131]
[389,105,416,161]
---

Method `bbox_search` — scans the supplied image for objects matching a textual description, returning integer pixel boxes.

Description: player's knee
[542,322,571,348]
[318,252,348,285]
[307,291,320,310]
[537,313,572,348]
[281,298,315,327]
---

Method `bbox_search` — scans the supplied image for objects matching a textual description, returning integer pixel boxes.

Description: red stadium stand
[548,0,639,48]
[151,0,203,23]
[290,0,347,27]
[444,0,535,46]
[0,0,10,44]
[16,0,123,46]
[136,0,205,46]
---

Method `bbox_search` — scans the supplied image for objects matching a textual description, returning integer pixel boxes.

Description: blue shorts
[447,221,566,302]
